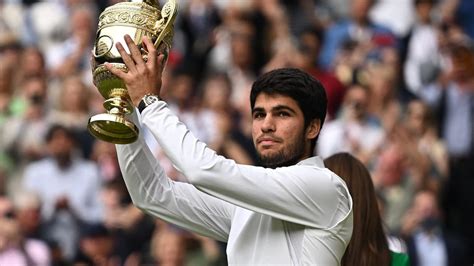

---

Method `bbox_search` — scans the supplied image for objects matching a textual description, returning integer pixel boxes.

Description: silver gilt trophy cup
[88,0,178,144]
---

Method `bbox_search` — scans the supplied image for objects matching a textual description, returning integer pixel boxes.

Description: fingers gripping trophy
[88,0,178,144]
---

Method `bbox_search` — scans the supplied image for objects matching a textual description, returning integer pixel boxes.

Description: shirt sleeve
[115,110,235,242]
[141,101,352,229]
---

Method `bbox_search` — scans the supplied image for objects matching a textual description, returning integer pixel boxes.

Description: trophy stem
[87,89,139,144]
[104,97,134,115]
[104,88,134,114]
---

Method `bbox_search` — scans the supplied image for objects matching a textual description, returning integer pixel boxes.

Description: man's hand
[105,34,165,107]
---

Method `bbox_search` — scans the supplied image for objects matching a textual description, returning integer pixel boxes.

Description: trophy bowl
[88,0,178,144]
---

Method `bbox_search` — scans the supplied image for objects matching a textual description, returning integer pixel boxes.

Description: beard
[257,138,306,169]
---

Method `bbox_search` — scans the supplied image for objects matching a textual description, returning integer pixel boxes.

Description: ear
[306,119,321,140]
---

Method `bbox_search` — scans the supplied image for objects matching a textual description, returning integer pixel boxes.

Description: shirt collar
[297,156,325,168]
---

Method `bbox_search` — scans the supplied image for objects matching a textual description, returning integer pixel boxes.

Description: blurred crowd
[0,0,473,265]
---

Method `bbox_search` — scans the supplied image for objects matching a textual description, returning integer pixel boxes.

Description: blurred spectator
[148,221,226,266]
[207,12,258,114]
[403,0,442,96]
[100,178,155,264]
[91,141,121,182]
[0,218,26,266]
[198,72,256,164]
[0,34,22,121]
[73,222,120,266]
[150,223,186,266]
[177,0,222,77]
[9,74,47,117]
[317,84,385,165]
[366,63,402,132]
[198,72,235,116]
[0,165,10,204]
[401,190,467,266]
[0,217,51,266]
[22,1,69,55]
[11,190,43,241]
[372,130,430,233]
[316,0,351,24]
[186,233,226,266]
[48,75,95,158]
[224,17,256,109]
[0,2,24,40]
[291,26,347,120]
[1,76,51,170]
[22,124,103,262]
[279,0,320,34]
[167,68,217,145]
[0,62,15,127]
[0,191,51,266]
[403,99,449,192]
[256,0,294,72]
[439,0,474,39]
[420,42,474,262]
[210,111,254,165]
[369,0,416,37]
[319,0,396,70]
[18,46,46,81]
[420,42,474,160]
[331,40,367,87]
[45,3,96,82]
[0,32,23,73]
[376,192,408,254]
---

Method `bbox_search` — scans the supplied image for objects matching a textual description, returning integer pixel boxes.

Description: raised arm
[114,107,234,242]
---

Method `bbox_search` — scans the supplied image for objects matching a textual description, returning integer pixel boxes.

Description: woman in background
[324,152,409,266]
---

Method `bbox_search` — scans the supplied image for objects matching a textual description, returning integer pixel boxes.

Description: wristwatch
[138,94,160,113]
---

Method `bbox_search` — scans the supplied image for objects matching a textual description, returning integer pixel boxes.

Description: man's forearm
[115,111,233,241]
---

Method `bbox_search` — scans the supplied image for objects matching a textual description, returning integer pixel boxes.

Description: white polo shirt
[116,101,353,265]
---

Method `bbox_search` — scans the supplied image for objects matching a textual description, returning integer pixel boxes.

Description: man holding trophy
[89,0,353,264]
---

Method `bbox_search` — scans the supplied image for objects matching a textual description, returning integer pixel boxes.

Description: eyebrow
[252,105,297,114]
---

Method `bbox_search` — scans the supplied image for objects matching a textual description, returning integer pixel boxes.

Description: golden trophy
[88,0,178,144]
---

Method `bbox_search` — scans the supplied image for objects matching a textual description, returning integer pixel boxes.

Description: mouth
[257,136,281,147]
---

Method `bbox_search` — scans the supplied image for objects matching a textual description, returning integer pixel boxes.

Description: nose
[261,115,275,133]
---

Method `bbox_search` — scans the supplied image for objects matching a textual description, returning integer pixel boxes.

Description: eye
[277,111,290,117]
[253,112,265,120]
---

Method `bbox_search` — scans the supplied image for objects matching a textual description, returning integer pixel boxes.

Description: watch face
[145,95,159,105]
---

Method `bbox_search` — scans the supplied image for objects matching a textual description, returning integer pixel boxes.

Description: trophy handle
[153,0,178,47]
